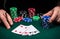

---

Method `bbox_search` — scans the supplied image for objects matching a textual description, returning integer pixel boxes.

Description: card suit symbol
[19,32,21,33]
[20,26,23,28]
[15,30,17,32]
[25,32,28,34]
[34,31,37,33]
[25,27,27,29]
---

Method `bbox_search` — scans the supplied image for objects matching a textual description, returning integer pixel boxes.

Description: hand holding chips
[43,6,60,23]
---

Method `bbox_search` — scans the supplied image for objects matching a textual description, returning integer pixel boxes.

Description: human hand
[0,9,13,29]
[43,6,60,23]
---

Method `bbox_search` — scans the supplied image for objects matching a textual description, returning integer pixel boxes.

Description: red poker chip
[28,8,35,18]
[18,16,23,22]
[13,16,23,22]
[28,8,35,10]
[29,9,35,12]
[13,17,18,22]
[18,16,23,20]
[28,8,35,13]
[29,12,35,17]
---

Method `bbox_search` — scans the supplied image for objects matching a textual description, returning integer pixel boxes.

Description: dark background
[0,0,60,13]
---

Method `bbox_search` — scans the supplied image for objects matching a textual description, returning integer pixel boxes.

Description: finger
[6,13,13,25]
[57,12,60,23]
[49,7,59,23]
[0,14,10,29]
[57,18,60,23]
[43,9,53,16]
[0,9,6,15]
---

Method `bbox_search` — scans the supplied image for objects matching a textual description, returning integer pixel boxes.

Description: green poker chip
[10,7,17,11]
[32,16,40,21]
[10,7,18,19]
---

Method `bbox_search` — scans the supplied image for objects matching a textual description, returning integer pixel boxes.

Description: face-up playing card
[12,24,27,35]
[30,25,40,35]
[21,26,29,36]
[24,25,40,36]
[31,25,40,35]
[12,24,40,36]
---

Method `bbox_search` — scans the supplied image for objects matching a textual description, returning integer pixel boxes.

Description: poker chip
[28,8,35,12]
[32,16,40,21]
[13,17,18,22]
[19,10,27,17]
[23,17,32,22]
[42,22,49,29]
[13,16,23,22]
[28,8,35,18]
[10,7,18,19]
[42,16,50,29]
[42,16,50,22]
[19,10,27,14]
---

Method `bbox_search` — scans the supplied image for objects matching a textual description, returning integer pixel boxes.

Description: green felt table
[0,20,60,39]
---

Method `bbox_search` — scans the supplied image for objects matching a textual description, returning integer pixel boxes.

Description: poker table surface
[0,20,60,39]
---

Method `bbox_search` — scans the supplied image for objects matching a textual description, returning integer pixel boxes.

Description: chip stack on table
[19,10,27,18]
[13,16,23,22]
[32,16,40,21]
[23,17,32,22]
[10,7,18,20]
[28,8,35,18]
[42,16,50,29]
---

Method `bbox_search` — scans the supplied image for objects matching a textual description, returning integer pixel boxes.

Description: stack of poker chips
[32,16,40,21]
[28,8,35,18]
[19,10,27,18]
[23,17,32,22]
[42,16,50,29]
[13,16,23,22]
[10,7,18,20]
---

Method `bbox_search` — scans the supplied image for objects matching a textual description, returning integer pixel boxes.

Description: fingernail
[11,22,13,25]
[7,26,10,29]
[49,20,52,23]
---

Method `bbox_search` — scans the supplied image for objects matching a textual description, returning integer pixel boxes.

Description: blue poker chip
[42,16,50,20]
[42,16,50,29]
[42,22,49,29]
[42,23,49,29]
[23,17,32,22]
[42,16,50,18]
[42,16,50,22]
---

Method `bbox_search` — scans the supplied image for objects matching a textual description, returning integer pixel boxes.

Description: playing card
[32,30,40,35]
[21,25,34,36]
[30,25,40,35]
[21,26,29,36]
[24,25,40,36]
[12,24,27,35]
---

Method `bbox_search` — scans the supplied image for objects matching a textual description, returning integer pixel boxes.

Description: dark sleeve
[3,0,60,13]
[0,0,4,9]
